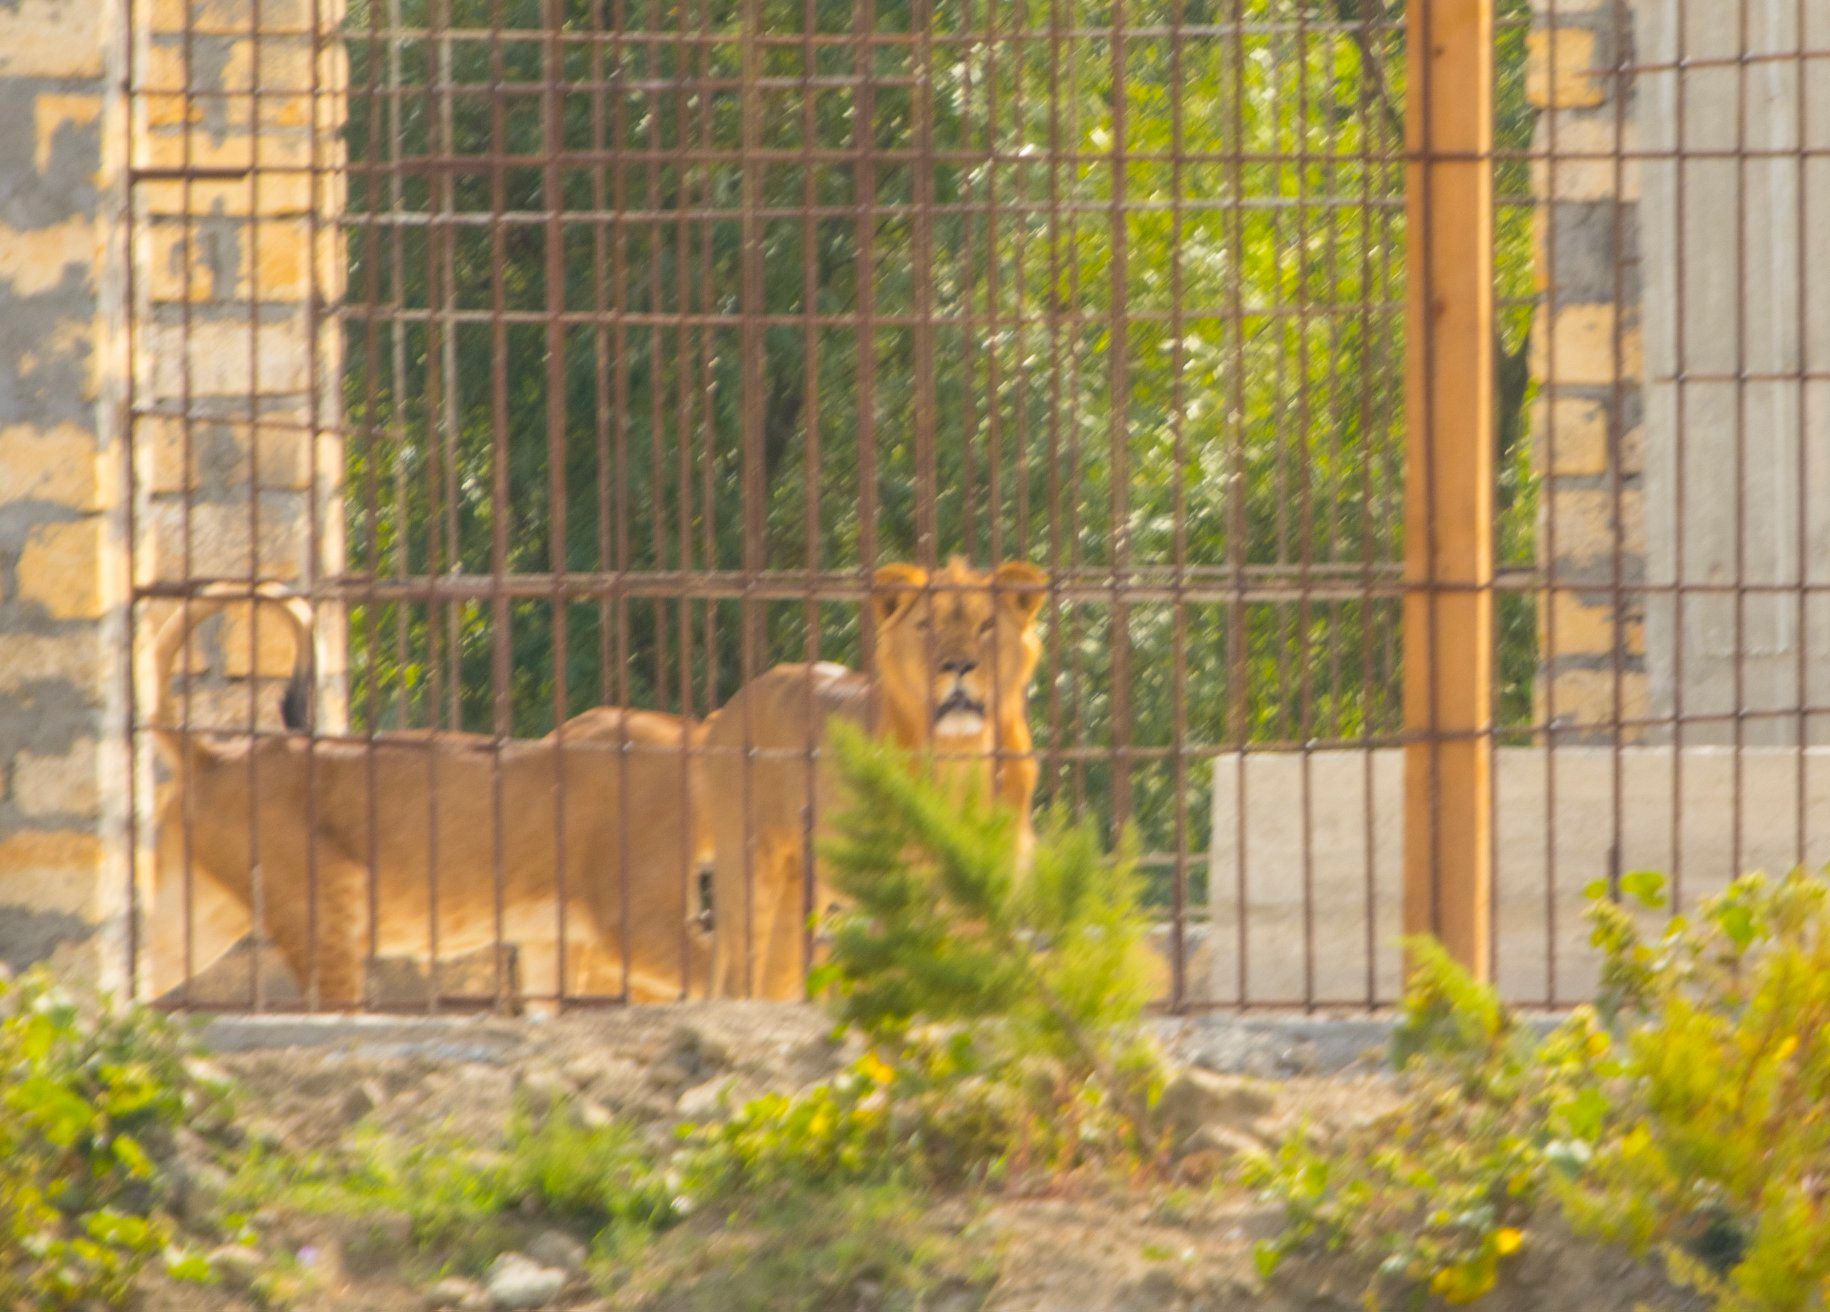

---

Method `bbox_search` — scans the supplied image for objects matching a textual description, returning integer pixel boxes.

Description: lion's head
[867,557,1048,748]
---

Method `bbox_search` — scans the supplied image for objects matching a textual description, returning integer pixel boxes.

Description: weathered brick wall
[133,0,347,733]
[0,0,133,980]
[129,0,348,998]
[1526,0,1649,742]
[0,0,345,987]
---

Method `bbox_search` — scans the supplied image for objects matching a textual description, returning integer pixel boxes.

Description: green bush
[813,720,1164,1169]
[1246,937,1609,1306]
[1252,869,1830,1312]
[1567,870,1830,1311]
[0,967,221,1307]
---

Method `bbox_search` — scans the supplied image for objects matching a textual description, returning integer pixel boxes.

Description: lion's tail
[148,582,314,767]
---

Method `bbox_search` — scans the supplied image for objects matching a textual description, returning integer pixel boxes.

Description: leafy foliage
[675,1054,899,1204]
[1567,870,1830,1312]
[603,1179,993,1312]
[1253,869,1830,1312]
[230,1098,673,1269]
[1247,938,1610,1307]
[0,968,222,1307]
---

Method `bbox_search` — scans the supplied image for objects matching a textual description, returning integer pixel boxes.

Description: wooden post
[1403,0,1494,980]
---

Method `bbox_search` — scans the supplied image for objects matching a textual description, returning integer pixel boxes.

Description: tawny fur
[143,585,712,1009]
[702,558,1047,999]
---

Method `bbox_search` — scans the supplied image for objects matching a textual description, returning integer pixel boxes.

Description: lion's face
[869,558,1047,744]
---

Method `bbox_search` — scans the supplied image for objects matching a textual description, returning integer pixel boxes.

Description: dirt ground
[132,1005,1694,1312]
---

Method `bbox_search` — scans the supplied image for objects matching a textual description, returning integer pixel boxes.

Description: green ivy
[0,969,222,1307]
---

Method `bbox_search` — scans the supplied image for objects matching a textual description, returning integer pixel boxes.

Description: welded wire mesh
[130,0,1827,1015]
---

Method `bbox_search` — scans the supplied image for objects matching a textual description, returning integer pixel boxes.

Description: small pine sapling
[814,720,1162,1155]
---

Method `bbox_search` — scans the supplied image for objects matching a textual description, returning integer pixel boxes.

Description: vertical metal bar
[696,0,719,722]
[672,0,699,995]
[1402,0,1495,979]
[121,0,142,1000]
[610,0,634,786]
[387,0,411,732]
[957,0,979,566]
[245,0,269,1008]
[416,8,444,732]
[1541,0,1564,1004]
[611,0,636,1004]
[1061,15,1085,819]
[1602,0,1626,1003]
[1010,0,1031,553]
[303,0,326,1012]
[1793,0,1811,862]
[422,9,448,739]
[592,2,614,715]
[642,0,672,710]
[1107,0,1134,841]
[1668,0,1691,917]
[542,0,571,1012]
[485,0,511,1007]
[1042,0,1066,806]
[1267,16,1293,754]
[424,0,452,1012]
[1293,0,1317,1010]
[854,0,879,622]
[357,0,385,1008]
[1167,0,1189,1012]
[911,0,937,565]
[1354,0,1383,1008]
[1730,0,1749,884]
[176,0,203,1011]
[1226,0,1250,1007]
[437,0,462,737]
[982,0,1003,567]
[739,0,765,995]
[800,0,822,980]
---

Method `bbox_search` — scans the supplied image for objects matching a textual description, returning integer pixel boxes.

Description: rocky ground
[128,1005,1692,1312]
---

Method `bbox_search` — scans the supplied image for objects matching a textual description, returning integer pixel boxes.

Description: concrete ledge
[199,1013,526,1064]
[1208,745,1830,1007]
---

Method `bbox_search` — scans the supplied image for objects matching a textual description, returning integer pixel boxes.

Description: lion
[702,558,1048,999]
[142,584,712,1011]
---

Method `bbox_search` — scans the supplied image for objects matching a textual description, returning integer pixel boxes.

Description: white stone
[524,1230,588,1275]
[484,1253,566,1310]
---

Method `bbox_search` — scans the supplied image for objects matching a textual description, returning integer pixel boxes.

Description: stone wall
[1526,0,1649,742]
[1531,0,1830,745]
[0,0,133,981]
[0,0,345,989]
[132,0,347,735]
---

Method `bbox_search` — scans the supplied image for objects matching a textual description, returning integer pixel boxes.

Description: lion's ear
[870,563,928,627]
[993,561,1048,628]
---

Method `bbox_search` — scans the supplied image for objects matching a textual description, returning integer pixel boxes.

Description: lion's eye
[915,616,932,632]
[978,619,995,637]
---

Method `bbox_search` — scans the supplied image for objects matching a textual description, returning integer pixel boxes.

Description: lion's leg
[708,848,743,999]
[753,842,809,1002]
[566,937,624,1001]
[710,822,771,999]
[263,850,368,1010]
[146,811,252,1000]
[511,939,564,1019]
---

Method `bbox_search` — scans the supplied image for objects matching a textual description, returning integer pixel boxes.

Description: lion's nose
[939,656,977,676]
